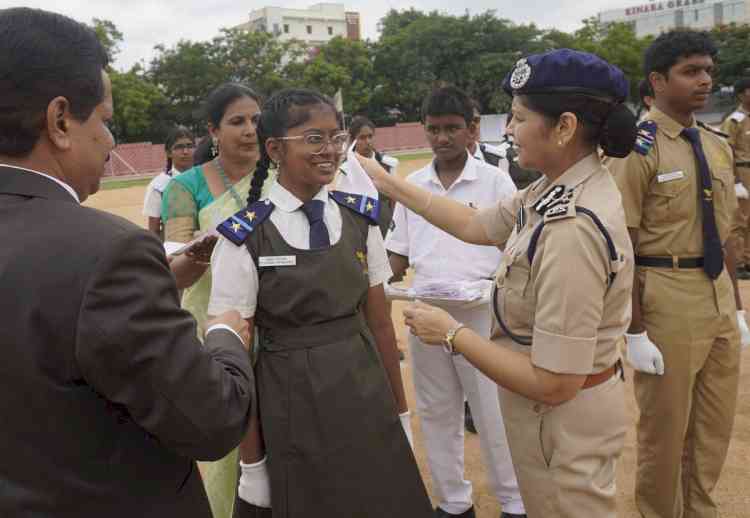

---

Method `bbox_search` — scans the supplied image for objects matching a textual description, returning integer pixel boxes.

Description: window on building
[273,23,280,35]
[714,1,724,25]
[328,26,333,35]
[675,9,684,28]
[694,9,699,22]
[284,24,289,33]
[306,25,312,34]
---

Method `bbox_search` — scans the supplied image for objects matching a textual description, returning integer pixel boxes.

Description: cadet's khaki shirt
[476,154,633,375]
[608,107,737,257]
[721,106,750,165]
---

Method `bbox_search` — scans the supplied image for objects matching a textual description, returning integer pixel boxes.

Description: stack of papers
[386,279,493,308]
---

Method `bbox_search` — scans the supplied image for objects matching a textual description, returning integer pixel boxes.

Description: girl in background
[142,126,194,238]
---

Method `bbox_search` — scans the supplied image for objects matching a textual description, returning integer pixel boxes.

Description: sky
[11,0,635,71]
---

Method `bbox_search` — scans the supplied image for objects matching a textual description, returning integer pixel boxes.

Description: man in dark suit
[0,8,254,517]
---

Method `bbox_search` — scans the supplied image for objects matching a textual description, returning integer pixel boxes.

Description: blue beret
[502,49,629,102]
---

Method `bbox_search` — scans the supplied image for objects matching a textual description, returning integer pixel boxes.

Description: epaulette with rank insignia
[329,190,380,225]
[697,120,729,139]
[634,120,657,155]
[216,199,275,246]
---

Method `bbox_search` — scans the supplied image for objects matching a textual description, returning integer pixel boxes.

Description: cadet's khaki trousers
[496,340,627,518]
[636,267,740,518]
[733,167,750,266]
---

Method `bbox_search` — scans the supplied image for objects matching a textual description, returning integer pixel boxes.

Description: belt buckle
[672,256,679,271]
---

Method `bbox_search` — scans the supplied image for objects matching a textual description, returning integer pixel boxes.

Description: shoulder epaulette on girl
[216,199,275,246]
[329,191,380,225]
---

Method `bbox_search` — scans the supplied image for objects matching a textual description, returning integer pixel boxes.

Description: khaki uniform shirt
[608,106,737,257]
[721,106,750,165]
[476,154,633,375]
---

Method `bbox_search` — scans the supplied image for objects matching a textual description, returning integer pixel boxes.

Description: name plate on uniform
[259,255,297,267]
[657,171,685,183]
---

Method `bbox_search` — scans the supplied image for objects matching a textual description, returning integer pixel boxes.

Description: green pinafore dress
[245,198,432,518]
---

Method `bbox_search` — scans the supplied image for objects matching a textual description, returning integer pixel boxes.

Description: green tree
[567,18,652,101]
[90,18,123,64]
[711,23,750,88]
[110,67,169,142]
[373,10,548,119]
[299,37,376,116]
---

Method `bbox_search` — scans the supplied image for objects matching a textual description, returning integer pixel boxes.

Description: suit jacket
[0,166,254,517]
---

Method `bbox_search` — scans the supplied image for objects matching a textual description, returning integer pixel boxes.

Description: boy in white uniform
[386,86,525,518]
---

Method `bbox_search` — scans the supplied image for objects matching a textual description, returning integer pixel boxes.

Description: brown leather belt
[582,360,623,389]
[736,161,750,168]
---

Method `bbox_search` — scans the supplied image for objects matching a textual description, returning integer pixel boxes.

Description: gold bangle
[418,192,433,216]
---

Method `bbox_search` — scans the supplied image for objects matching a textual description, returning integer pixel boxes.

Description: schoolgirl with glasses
[207,88,432,518]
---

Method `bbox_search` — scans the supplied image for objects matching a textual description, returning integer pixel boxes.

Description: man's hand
[184,234,218,265]
[208,310,250,350]
[625,331,665,375]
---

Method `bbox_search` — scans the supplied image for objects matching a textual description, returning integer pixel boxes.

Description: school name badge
[259,255,297,267]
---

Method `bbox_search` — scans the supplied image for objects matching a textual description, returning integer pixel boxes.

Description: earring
[211,138,219,157]
[558,140,563,146]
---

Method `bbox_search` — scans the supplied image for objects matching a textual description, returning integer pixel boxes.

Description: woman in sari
[161,82,272,518]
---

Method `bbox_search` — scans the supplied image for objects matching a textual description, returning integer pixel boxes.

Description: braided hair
[247,88,341,205]
[164,125,194,173]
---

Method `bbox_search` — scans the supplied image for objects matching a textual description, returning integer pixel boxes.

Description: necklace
[213,157,246,208]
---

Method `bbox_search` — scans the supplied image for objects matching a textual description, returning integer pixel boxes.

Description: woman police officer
[356,49,638,517]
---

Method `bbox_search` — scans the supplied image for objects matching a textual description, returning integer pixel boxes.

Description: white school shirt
[208,181,393,319]
[142,169,181,218]
[385,151,516,290]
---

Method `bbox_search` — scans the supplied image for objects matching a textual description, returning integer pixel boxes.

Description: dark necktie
[681,127,724,279]
[300,199,330,249]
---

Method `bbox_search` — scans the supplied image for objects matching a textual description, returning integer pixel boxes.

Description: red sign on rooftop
[624,0,705,16]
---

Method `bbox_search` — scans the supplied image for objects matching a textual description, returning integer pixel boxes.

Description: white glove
[238,457,271,508]
[399,411,414,450]
[735,183,749,200]
[737,310,750,349]
[626,331,665,375]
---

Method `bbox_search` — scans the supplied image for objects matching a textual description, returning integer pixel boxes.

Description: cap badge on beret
[510,58,532,90]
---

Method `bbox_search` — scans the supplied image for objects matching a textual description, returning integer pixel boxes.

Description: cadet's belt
[582,359,624,390]
[635,255,704,269]
[259,313,367,351]
[736,161,750,168]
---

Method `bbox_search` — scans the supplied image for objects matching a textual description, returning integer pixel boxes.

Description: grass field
[84,154,750,517]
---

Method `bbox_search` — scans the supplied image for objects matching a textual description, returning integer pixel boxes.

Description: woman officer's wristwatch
[443,323,467,355]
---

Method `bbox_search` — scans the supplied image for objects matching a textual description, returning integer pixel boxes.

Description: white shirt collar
[470,144,483,161]
[427,150,478,189]
[0,164,80,203]
[268,181,329,213]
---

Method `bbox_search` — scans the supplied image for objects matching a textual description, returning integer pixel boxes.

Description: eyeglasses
[171,143,195,152]
[275,132,349,154]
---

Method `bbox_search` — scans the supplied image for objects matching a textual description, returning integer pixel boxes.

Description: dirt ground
[85,161,750,517]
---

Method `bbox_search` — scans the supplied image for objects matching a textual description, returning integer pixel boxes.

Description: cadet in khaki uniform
[722,78,750,278]
[356,49,638,518]
[608,31,749,518]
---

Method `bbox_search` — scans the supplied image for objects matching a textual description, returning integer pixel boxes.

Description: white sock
[238,457,272,508]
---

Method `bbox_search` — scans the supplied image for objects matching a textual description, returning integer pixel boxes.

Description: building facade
[234,3,360,47]
[599,0,750,37]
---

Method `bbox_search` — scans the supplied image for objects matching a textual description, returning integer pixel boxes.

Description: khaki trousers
[636,267,740,518]
[497,340,627,518]
[732,167,750,266]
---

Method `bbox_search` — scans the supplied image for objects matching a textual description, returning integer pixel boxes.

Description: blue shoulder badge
[634,120,657,156]
[330,190,380,225]
[216,199,275,246]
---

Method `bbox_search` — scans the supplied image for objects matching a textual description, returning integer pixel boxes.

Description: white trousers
[409,304,524,515]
